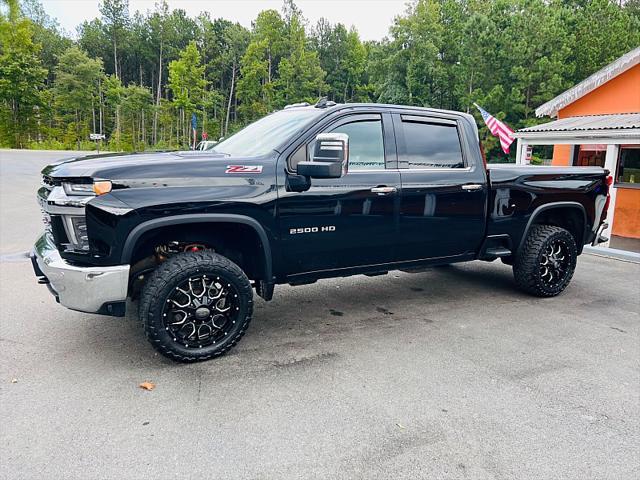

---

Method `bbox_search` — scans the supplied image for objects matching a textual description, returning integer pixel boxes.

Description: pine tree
[0,0,47,147]
[52,46,105,149]
[168,41,207,146]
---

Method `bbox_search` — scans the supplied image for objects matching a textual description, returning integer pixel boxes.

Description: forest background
[1,0,638,161]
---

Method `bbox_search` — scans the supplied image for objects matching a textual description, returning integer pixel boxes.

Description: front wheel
[513,225,577,297]
[139,251,253,362]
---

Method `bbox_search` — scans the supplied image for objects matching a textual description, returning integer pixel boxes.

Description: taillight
[603,175,613,219]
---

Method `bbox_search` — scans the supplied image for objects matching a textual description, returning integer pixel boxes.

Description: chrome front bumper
[31,231,130,316]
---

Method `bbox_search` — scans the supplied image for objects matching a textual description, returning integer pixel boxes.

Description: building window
[574,144,606,167]
[617,146,640,185]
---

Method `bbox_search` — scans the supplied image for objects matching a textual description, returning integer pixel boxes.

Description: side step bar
[484,247,511,258]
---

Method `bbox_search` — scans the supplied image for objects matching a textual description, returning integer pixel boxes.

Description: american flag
[474,103,514,154]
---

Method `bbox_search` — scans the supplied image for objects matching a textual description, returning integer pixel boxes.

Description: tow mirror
[297,133,349,179]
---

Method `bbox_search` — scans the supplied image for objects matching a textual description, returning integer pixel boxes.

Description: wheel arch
[518,202,588,255]
[122,214,273,281]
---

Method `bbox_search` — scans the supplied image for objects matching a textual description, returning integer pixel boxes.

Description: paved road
[0,149,96,255]
[1,150,639,480]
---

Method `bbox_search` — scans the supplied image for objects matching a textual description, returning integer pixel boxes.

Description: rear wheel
[139,251,253,362]
[513,225,577,297]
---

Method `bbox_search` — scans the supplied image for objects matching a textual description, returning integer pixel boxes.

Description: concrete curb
[583,245,640,263]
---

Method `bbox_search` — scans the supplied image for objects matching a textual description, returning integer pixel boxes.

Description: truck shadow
[81,261,523,369]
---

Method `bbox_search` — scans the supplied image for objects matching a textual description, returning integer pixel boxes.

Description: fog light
[68,216,89,251]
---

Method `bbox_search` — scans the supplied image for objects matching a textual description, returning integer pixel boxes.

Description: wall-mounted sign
[525,145,533,164]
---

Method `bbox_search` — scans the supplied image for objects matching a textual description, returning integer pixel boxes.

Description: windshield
[213,109,322,157]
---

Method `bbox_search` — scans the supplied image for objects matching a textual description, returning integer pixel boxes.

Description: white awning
[513,113,640,144]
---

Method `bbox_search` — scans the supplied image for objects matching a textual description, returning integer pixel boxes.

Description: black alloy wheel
[162,274,239,349]
[539,238,571,290]
[140,250,253,362]
[513,225,578,297]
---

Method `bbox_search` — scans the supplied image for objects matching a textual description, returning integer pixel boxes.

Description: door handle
[371,186,397,195]
[462,184,483,191]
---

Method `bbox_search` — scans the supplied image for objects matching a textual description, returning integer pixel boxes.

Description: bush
[27,139,72,150]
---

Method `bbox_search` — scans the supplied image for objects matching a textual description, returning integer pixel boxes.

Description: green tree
[572,0,640,81]
[254,9,287,83]
[21,0,72,85]
[3,0,639,155]
[237,10,286,121]
[99,0,129,79]
[52,46,105,148]
[78,18,110,64]
[0,0,47,147]
[148,1,169,144]
[221,23,250,135]
[276,3,325,105]
[506,0,574,122]
[168,41,207,146]
[311,20,366,102]
[121,83,152,149]
[237,38,271,121]
[103,74,123,147]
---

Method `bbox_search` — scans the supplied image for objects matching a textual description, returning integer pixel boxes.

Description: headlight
[63,180,112,196]
[63,182,94,196]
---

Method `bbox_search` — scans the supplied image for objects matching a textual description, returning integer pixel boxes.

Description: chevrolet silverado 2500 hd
[31,101,611,362]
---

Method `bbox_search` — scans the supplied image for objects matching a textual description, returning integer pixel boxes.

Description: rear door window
[401,118,465,169]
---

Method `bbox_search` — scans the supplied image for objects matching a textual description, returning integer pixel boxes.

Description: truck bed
[485,163,608,255]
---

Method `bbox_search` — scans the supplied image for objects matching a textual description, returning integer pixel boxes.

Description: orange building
[514,47,640,252]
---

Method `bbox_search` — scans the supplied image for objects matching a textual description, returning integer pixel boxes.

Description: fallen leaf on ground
[139,381,155,391]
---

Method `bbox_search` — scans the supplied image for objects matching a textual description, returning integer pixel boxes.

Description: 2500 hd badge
[290,226,336,234]
[31,100,611,363]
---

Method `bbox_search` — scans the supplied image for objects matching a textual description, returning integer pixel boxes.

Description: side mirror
[297,133,349,179]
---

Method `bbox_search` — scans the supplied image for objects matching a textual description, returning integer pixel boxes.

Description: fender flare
[121,213,273,281]
[518,201,588,253]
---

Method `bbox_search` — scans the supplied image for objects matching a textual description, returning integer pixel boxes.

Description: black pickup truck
[32,101,611,362]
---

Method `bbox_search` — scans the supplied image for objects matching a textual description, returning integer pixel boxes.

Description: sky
[39,0,410,41]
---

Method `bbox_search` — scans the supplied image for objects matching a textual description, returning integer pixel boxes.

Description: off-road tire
[513,225,577,297]
[139,251,253,362]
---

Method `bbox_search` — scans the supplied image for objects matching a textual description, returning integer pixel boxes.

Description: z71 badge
[225,165,263,174]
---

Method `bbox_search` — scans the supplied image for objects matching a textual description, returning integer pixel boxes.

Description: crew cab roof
[284,102,479,137]
[286,101,474,117]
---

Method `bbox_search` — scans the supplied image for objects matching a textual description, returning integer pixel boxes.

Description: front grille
[37,185,53,233]
[41,208,52,232]
[42,175,60,188]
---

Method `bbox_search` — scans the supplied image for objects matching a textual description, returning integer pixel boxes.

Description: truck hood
[41,151,272,182]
